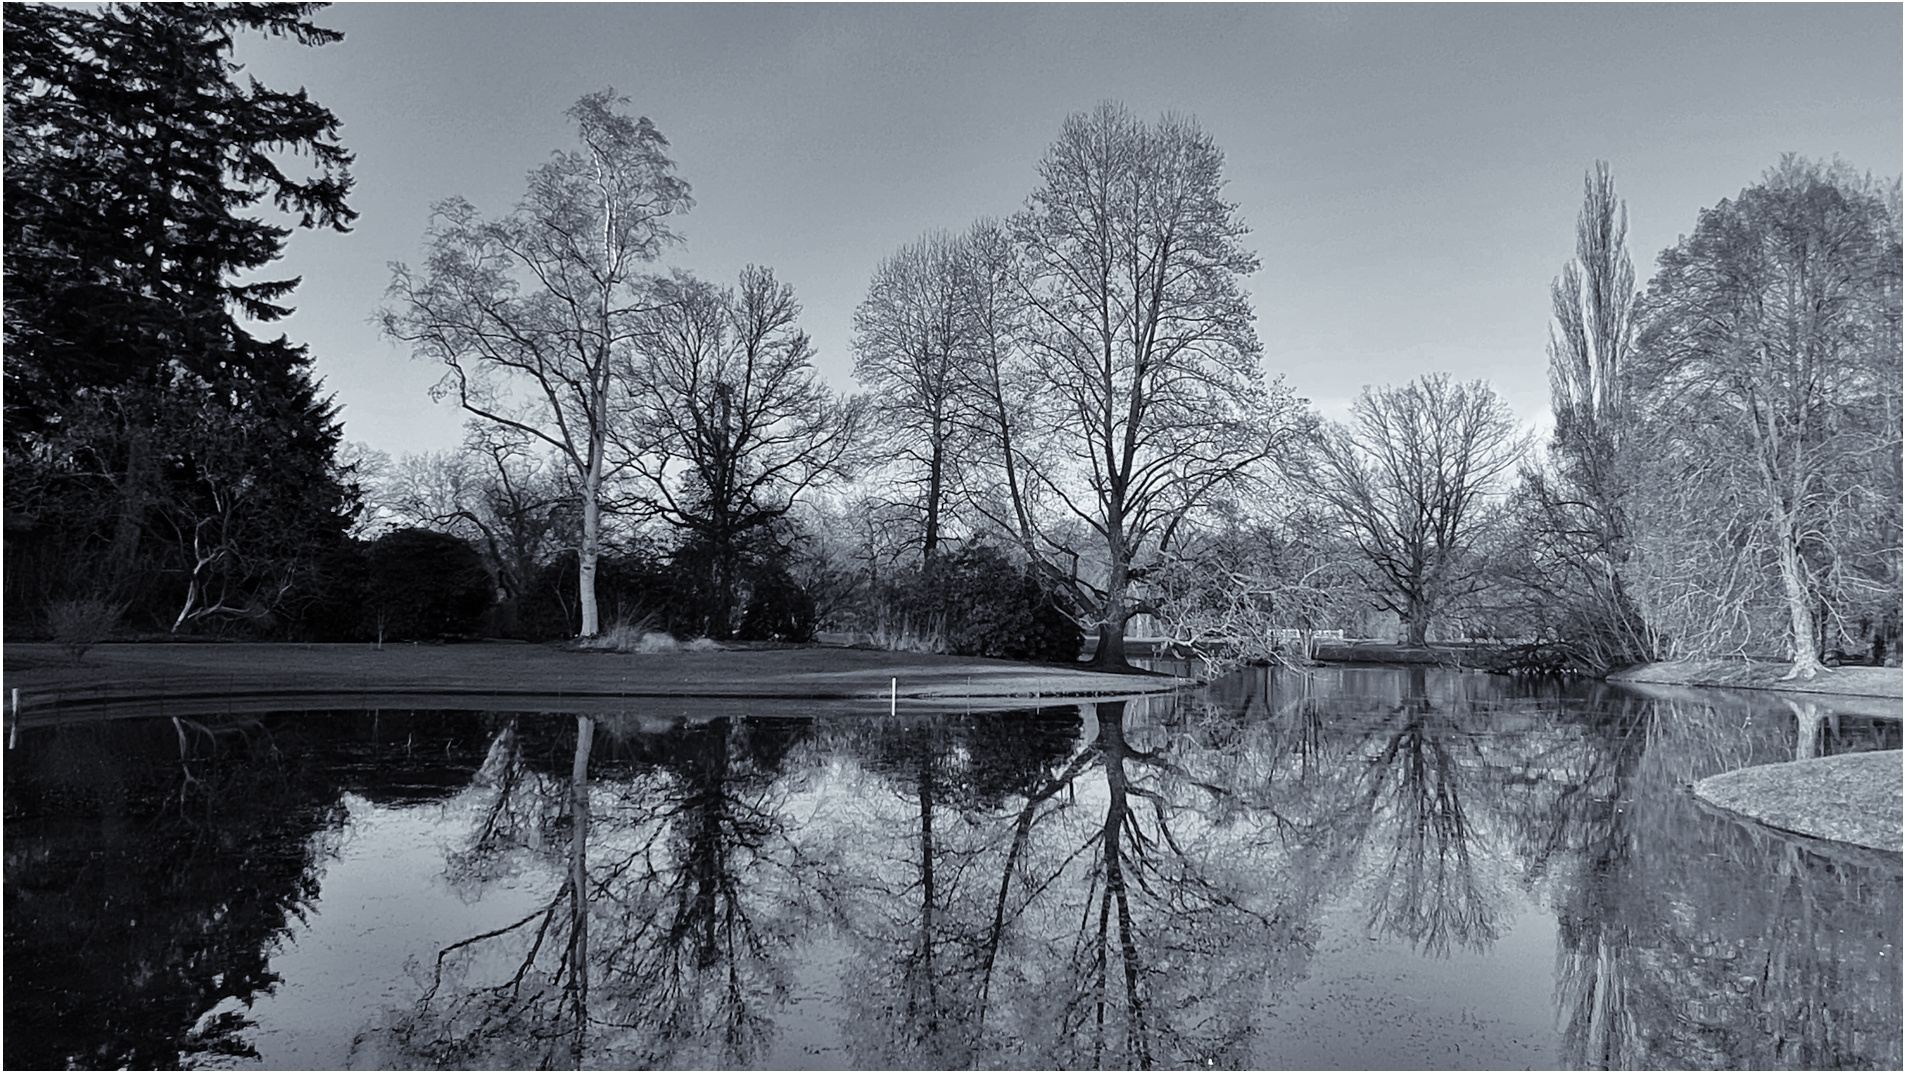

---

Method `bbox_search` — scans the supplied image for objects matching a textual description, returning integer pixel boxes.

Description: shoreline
[2,641,1195,724]
[1606,658,1903,701]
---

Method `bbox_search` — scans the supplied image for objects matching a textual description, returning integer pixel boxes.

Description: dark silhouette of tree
[373,426,568,629]
[4,2,359,634]
[621,266,860,637]
[363,528,495,642]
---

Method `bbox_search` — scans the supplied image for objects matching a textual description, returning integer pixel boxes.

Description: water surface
[6,667,1899,1069]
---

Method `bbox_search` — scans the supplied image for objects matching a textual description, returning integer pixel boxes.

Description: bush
[364,528,494,642]
[47,597,121,663]
[736,565,818,642]
[878,545,1079,662]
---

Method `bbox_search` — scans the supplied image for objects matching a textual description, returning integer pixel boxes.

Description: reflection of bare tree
[1355,667,1499,956]
[1000,701,1336,1069]
[1526,690,1903,1070]
[395,715,596,1069]
[586,717,803,1067]
[383,715,809,1069]
[821,711,1089,1068]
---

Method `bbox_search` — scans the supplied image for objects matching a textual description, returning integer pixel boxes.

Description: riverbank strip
[1694,750,1903,857]
[1607,658,1903,700]
[1,642,1195,723]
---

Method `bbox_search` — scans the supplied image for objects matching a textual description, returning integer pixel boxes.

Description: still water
[6,666,1900,1070]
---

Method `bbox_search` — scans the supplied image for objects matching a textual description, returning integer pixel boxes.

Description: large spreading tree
[1304,375,1526,646]
[622,266,860,638]
[1628,157,1901,677]
[1012,103,1303,667]
[3,2,360,634]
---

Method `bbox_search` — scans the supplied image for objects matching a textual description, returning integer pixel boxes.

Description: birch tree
[381,90,690,636]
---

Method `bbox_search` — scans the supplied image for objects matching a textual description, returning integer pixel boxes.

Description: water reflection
[4,672,1898,1070]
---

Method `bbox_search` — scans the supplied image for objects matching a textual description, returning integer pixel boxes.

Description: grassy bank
[2,641,1194,724]
[1608,658,1903,701]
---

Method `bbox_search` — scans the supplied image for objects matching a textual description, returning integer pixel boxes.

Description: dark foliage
[363,529,494,641]
[517,543,822,644]
[884,545,1081,662]
[735,565,818,642]
[3,2,359,636]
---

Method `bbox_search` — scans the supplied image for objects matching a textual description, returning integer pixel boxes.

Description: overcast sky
[231,3,1903,460]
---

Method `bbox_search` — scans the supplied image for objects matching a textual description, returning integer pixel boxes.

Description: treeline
[4,4,1899,676]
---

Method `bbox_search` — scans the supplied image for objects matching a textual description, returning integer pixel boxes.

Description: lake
[5,665,1900,1069]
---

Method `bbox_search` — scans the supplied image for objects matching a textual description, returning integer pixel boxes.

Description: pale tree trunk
[1788,699,1823,760]
[1771,502,1824,680]
[578,465,602,638]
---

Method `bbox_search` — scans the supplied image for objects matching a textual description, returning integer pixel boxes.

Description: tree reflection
[1355,666,1499,955]
[5,709,506,1069]
[1528,690,1903,1070]
[991,701,1347,1069]
[386,714,813,1069]
[817,709,1087,1068]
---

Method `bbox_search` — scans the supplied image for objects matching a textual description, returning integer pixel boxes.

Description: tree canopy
[3,1,360,636]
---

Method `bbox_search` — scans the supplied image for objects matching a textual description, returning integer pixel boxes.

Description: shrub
[47,597,121,664]
[736,565,818,642]
[364,528,494,642]
[877,545,1080,662]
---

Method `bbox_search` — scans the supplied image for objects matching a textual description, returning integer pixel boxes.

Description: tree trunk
[1404,599,1431,647]
[1089,534,1132,669]
[923,433,943,564]
[1090,620,1129,669]
[578,472,601,638]
[1772,510,1824,680]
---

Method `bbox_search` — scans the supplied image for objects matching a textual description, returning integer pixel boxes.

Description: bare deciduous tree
[374,426,568,616]
[1305,374,1527,646]
[852,231,972,563]
[1012,102,1302,667]
[381,90,691,637]
[622,266,860,637]
[1630,156,1901,677]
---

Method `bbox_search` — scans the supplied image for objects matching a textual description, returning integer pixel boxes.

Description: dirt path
[2,642,1194,723]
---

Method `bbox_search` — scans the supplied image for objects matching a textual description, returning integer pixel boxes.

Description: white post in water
[890,678,897,717]
[9,687,17,749]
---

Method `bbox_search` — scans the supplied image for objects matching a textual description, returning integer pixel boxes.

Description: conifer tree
[4,3,359,633]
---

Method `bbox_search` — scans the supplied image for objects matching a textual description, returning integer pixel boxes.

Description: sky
[229,3,1904,460]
